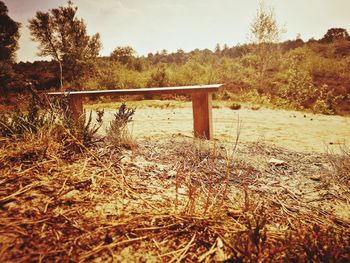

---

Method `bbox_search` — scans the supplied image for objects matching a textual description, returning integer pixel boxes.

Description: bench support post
[68,95,84,122]
[191,92,213,139]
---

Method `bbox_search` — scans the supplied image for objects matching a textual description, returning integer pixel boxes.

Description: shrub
[0,93,53,138]
[312,84,344,114]
[106,103,135,149]
[147,65,170,87]
[48,97,105,151]
[0,91,105,155]
[74,109,104,147]
[229,102,242,110]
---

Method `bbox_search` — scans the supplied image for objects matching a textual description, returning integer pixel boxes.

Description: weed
[0,94,53,138]
[106,103,135,149]
[0,90,106,157]
[229,102,242,110]
[46,96,105,153]
[313,84,344,114]
[75,109,104,147]
[327,144,350,186]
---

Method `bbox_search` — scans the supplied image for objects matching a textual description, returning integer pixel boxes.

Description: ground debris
[268,157,286,166]
[0,136,349,262]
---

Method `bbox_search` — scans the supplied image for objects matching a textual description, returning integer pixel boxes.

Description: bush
[106,103,135,149]
[0,93,53,137]
[229,102,242,110]
[0,91,105,156]
[277,48,315,109]
[147,65,170,87]
[312,84,343,114]
[97,62,148,89]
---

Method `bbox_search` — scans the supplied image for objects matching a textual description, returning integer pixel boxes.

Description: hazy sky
[3,0,350,62]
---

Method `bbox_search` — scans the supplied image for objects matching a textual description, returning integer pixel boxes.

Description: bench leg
[68,95,84,123]
[191,92,213,139]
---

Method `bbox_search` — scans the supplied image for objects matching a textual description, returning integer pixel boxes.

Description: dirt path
[94,104,350,153]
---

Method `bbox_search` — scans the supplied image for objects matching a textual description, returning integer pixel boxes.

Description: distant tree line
[1,0,349,114]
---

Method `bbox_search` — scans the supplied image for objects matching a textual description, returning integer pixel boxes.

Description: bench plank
[47,84,222,97]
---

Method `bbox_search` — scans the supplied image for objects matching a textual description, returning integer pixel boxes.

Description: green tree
[215,43,221,54]
[174,49,186,65]
[110,46,135,65]
[28,0,101,90]
[280,48,314,108]
[0,1,20,61]
[147,65,169,87]
[321,28,350,43]
[0,1,20,96]
[249,1,283,92]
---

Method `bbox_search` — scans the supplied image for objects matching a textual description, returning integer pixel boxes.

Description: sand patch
[89,103,350,153]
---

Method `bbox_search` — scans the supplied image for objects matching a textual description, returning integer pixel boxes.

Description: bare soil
[94,103,350,153]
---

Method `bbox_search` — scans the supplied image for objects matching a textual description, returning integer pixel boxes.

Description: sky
[3,0,350,62]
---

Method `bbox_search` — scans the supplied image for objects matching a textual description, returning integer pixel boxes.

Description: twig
[169,233,196,263]
[198,241,216,262]
[0,181,40,204]
[79,236,147,260]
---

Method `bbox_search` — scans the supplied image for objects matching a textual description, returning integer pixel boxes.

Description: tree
[250,2,281,44]
[147,65,169,87]
[110,46,135,65]
[0,1,20,96]
[28,1,101,90]
[174,49,186,65]
[320,28,350,43]
[0,1,20,61]
[249,1,283,92]
[215,43,221,54]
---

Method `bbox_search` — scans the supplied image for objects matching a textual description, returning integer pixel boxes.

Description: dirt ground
[91,102,350,153]
[1,101,349,261]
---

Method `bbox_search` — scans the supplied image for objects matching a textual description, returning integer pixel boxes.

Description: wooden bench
[47,84,222,139]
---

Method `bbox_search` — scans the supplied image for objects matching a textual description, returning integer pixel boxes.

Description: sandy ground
[2,102,349,261]
[90,103,350,153]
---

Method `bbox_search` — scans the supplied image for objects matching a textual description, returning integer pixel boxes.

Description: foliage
[4,0,348,115]
[169,60,211,86]
[0,1,20,95]
[0,93,52,137]
[248,1,283,93]
[13,61,60,91]
[28,0,101,89]
[79,109,104,147]
[106,103,135,149]
[0,1,20,62]
[110,46,135,65]
[229,102,241,110]
[147,65,170,87]
[49,97,105,151]
[279,48,314,109]
[0,90,106,155]
[249,2,281,44]
[97,61,148,89]
[0,61,16,96]
[312,84,344,114]
[321,28,350,43]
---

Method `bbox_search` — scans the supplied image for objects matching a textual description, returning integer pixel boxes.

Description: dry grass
[0,127,349,261]
[327,144,350,187]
